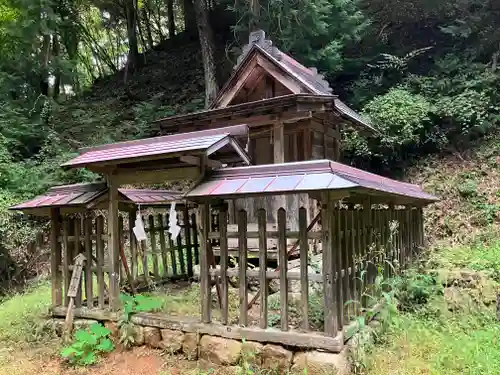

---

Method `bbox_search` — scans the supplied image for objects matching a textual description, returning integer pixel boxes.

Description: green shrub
[60,323,114,366]
[393,273,441,312]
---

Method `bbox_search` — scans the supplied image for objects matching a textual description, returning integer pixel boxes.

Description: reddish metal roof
[10,183,185,213]
[62,125,249,168]
[186,160,438,204]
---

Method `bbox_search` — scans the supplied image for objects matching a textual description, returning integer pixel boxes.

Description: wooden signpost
[64,253,86,341]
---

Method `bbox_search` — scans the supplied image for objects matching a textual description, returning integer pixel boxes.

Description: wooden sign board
[67,253,86,298]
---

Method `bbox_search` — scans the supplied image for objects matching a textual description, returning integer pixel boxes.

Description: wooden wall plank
[299,207,309,331]
[278,208,288,331]
[258,209,268,329]
[107,177,120,311]
[96,216,105,309]
[50,208,62,307]
[219,209,229,325]
[84,217,93,308]
[341,209,349,324]
[349,209,357,317]
[334,205,343,331]
[238,210,248,327]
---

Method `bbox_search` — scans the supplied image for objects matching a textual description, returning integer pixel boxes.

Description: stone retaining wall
[47,318,349,374]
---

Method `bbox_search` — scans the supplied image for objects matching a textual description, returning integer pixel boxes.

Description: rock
[74,319,99,331]
[199,335,242,365]
[144,327,162,348]
[42,319,64,336]
[444,286,473,311]
[292,350,350,375]
[183,333,199,360]
[261,344,292,372]
[131,324,144,346]
[241,341,264,366]
[159,329,184,353]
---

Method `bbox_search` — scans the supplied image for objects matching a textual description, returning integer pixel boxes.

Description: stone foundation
[47,318,350,374]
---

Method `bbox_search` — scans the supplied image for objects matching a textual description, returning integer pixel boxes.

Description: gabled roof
[211,30,374,132]
[62,125,251,170]
[186,160,438,205]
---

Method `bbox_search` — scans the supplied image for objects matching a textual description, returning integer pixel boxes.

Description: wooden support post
[149,215,159,279]
[219,209,229,325]
[50,208,62,307]
[184,207,193,278]
[107,175,120,311]
[299,207,309,331]
[96,216,105,309]
[278,208,288,331]
[129,211,138,281]
[158,214,169,277]
[322,194,337,335]
[238,210,248,327]
[200,203,211,323]
[73,218,82,308]
[84,217,93,307]
[361,202,370,308]
[349,209,357,317]
[258,209,268,329]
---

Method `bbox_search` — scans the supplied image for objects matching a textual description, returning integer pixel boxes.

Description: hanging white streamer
[133,205,147,242]
[168,202,181,239]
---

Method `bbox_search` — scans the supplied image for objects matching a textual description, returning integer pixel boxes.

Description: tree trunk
[183,0,197,36]
[125,0,139,71]
[142,7,155,48]
[166,0,176,38]
[40,33,51,96]
[193,0,218,107]
[52,34,61,99]
[249,0,260,31]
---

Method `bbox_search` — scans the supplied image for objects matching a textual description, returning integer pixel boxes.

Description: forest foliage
[0,0,499,282]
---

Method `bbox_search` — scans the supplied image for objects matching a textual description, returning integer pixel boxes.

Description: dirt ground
[0,345,249,375]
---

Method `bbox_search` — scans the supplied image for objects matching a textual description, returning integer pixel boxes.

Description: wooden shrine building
[11,31,439,353]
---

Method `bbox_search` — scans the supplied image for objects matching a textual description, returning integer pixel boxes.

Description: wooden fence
[50,208,199,309]
[200,204,424,338]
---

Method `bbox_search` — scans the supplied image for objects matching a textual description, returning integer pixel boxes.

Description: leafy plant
[60,323,114,366]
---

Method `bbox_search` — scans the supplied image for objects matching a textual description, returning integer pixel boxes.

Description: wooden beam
[113,167,200,185]
[179,155,223,169]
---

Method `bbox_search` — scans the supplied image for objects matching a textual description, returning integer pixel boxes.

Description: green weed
[60,323,114,366]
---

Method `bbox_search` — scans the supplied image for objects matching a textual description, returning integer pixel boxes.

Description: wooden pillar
[107,175,120,311]
[273,122,286,220]
[50,208,62,307]
[219,208,229,325]
[258,209,268,329]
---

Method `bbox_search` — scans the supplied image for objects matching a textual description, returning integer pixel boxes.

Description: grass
[0,281,51,345]
[362,240,500,375]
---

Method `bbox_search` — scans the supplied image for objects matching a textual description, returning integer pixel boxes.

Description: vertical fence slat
[350,209,358,317]
[258,209,268,329]
[84,217,93,307]
[158,214,169,277]
[149,215,159,279]
[299,207,309,331]
[200,204,211,323]
[118,216,124,283]
[408,208,414,262]
[50,208,62,307]
[184,207,193,278]
[334,205,343,331]
[278,208,288,331]
[361,202,369,308]
[73,218,82,307]
[355,208,363,311]
[129,211,138,281]
[177,226,186,275]
[62,218,71,306]
[96,216,105,309]
[219,209,229,325]
[342,209,349,324]
[238,210,248,327]
[191,213,199,266]
[167,213,178,276]
[322,198,336,335]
